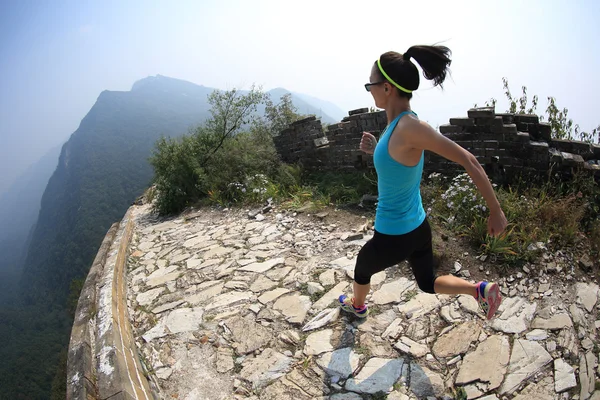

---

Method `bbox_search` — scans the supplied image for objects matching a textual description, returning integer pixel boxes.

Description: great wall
[66,107,600,400]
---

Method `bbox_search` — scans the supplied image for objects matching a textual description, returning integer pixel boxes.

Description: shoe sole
[484,283,502,320]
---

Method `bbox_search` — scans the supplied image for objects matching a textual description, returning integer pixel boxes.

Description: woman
[339,45,508,320]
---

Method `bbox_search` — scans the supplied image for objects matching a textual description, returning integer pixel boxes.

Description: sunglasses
[364,81,385,92]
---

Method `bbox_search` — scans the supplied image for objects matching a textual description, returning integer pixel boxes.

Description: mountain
[0,144,62,305]
[266,87,343,123]
[1,75,343,399]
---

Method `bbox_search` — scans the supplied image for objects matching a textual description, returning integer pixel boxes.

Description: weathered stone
[204,291,252,311]
[312,282,348,311]
[576,282,599,312]
[525,329,548,341]
[382,318,404,340]
[455,335,510,390]
[155,367,173,380]
[136,287,165,306]
[491,296,537,334]
[360,333,395,358]
[239,348,293,390]
[397,293,443,319]
[304,329,334,355]
[345,358,407,394]
[306,282,324,295]
[394,336,428,358]
[404,317,431,341]
[302,308,339,332]
[273,293,312,324]
[239,257,285,273]
[258,288,291,304]
[316,347,361,379]
[409,364,445,398]
[440,302,463,323]
[499,339,552,395]
[184,282,224,305]
[152,300,184,314]
[432,321,481,358]
[319,269,337,286]
[372,278,415,305]
[512,376,557,400]
[554,358,576,393]
[531,313,572,330]
[225,316,272,355]
[579,351,596,400]
[216,348,235,373]
[250,276,277,292]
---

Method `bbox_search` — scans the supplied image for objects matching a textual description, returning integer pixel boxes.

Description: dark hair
[375,45,452,99]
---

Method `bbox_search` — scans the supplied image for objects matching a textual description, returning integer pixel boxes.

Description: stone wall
[273,107,600,183]
[67,207,158,400]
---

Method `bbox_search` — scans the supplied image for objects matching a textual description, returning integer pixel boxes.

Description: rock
[239,348,293,390]
[526,329,549,341]
[329,393,363,400]
[382,318,405,340]
[224,316,272,355]
[394,337,429,358]
[302,308,339,332]
[491,297,537,334]
[538,283,551,293]
[397,293,443,319]
[457,294,480,315]
[454,261,462,272]
[582,337,594,351]
[372,278,415,305]
[554,358,576,393]
[432,321,481,358]
[279,330,300,346]
[570,303,587,328]
[440,303,463,323]
[579,351,596,400]
[155,367,173,380]
[258,288,291,304]
[304,329,334,355]
[319,269,337,286]
[306,282,325,295]
[512,376,556,400]
[184,282,225,305]
[216,348,235,373]
[579,255,594,271]
[360,333,395,358]
[499,339,552,395]
[576,283,599,312]
[531,313,573,330]
[316,347,361,379]
[546,340,557,352]
[558,328,579,358]
[152,300,185,314]
[345,358,407,394]
[312,282,348,311]
[273,293,312,324]
[164,308,204,334]
[250,276,277,292]
[409,364,444,398]
[204,291,252,311]
[137,287,165,306]
[455,335,510,390]
[239,257,285,273]
[404,318,431,341]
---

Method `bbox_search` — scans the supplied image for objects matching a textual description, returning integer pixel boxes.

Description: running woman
[339,45,507,320]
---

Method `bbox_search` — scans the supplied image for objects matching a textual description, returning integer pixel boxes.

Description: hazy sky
[1,0,599,194]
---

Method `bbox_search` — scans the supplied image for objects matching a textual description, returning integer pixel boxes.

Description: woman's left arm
[406,122,508,236]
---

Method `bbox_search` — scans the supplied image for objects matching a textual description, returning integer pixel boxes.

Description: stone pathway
[126,204,600,399]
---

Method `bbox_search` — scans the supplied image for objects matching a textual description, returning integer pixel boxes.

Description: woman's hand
[488,208,508,237]
[360,132,377,155]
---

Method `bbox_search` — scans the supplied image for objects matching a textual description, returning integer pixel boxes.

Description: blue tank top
[373,110,426,235]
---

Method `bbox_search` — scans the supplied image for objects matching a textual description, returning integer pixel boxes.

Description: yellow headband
[377,58,413,94]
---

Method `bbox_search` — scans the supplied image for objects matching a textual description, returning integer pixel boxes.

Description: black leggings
[354,218,437,293]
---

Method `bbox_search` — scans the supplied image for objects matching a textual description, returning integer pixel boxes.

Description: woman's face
[367,63,390,109]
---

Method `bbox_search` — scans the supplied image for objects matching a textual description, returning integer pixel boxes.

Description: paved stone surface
[124,204,600,400]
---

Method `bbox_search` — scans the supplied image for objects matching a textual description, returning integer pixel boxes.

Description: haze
[1,0,599,194]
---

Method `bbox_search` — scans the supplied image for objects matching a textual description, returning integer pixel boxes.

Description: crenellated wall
[273,106,600,183]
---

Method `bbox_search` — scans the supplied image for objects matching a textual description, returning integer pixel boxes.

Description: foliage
[149,86,306,214]
[477,78,599,143]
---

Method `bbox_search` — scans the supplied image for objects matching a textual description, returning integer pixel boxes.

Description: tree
[262,93,302,136]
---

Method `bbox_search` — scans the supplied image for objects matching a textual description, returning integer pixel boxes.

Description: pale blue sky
[1,0,599,194]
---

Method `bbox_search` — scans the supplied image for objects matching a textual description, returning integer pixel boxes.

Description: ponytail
[403,45,452,88]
